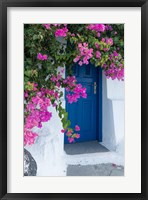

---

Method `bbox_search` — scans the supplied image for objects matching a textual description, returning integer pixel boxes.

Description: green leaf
[24,70,32,77]
[114,36,119,44]
[33,35,38,40]
[26,58,32,65]
[67,120,71,127]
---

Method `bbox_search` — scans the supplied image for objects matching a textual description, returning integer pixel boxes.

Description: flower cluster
[55,27,68,37]
[24,76,84,145]
[94,37,113,50]
[24,129,38,146]
[50,74,87,104]
[87,24,106,32]
[66,83,87,103]
[96,51,101,59]
[24,82,61,146]
[50,73,62,88]
[105,25,113,31]
[24,82,38,95]
[93,37,124,80]
[87,24,106,37]
[63,75,76,89]
[104,67,124,81]
[61,125,80,143]
[73,43,93,66]
[42,24,51,29]
[37,53,48,61]
[102,51,124,80]
[106,38,114,46]
[64,77,87,103]
[24,87,53,145]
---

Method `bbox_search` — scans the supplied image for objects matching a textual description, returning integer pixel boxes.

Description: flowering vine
[24,24,124,145]
[73,43,93,66]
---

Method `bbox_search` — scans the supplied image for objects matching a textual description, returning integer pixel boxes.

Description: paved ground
[65,141,124,176]
[64,141,109,155]
[67,163,124,176]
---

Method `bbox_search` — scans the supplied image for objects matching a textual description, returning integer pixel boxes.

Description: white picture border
[7,7,141,193]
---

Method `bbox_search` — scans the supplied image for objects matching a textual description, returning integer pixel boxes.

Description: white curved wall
[101,73,124,155]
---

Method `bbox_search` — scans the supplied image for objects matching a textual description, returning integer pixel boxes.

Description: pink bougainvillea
[68,137,75,143]
[42,24,51,29]
[55,27,68,37]
[102,51,124,81]
[66,84,87,103]
[87,24,106,32]
[24,75,85,145]
[96,51,101,59]
[50,73,87,104]
[73,43,93,66]
[75,125,80,131]
[37,53,48,61]
[24,128,38,146]
[104,67,124,81]
[75,133,80,139]
[24,85,53,145]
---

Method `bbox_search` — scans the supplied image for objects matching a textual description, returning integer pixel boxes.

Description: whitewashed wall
[25,106,66,176]
[25,66,66,176]
[101,73,124,155]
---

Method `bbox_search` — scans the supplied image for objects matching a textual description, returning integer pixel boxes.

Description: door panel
[65,64,98,143]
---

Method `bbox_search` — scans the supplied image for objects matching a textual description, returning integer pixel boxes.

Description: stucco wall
[101,73,124,154]
[25,67,66,176]
[25,105,66,176]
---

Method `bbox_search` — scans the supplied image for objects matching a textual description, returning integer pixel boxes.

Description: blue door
[65,64,102,143]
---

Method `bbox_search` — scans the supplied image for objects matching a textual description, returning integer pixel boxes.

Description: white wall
[101,73,124,155]
[25,105,66,176]
[25,66,66,176]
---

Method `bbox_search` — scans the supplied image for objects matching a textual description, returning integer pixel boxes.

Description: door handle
[94,82,97,94]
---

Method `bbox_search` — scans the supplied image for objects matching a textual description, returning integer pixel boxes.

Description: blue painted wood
[65,64,102,143]
[98,67,102,142]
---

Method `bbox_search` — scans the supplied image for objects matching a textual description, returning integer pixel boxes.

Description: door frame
[96,67,102,142]
[65,66,102,143]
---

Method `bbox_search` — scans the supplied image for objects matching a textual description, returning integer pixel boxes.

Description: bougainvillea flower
[55,27,68,37]
[75,125,80,131]
[68,137,74,143]
[42,24,51,29]
[75,133,80,139]
[37,53,48,61]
